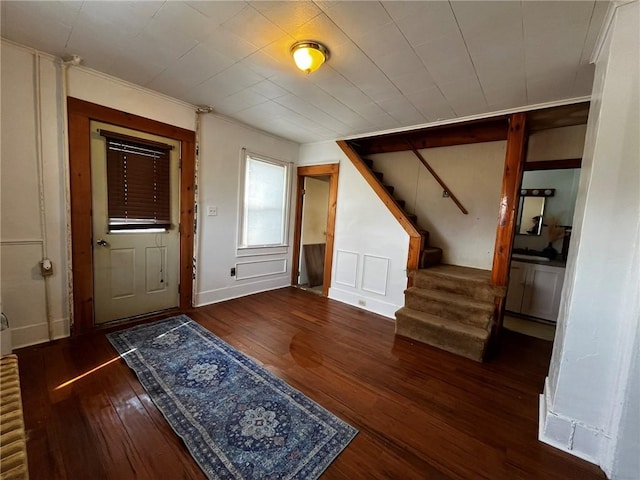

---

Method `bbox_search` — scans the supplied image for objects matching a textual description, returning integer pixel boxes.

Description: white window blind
[240,153,290,247]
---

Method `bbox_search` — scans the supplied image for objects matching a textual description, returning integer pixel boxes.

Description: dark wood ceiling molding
[526,102,590,132]
[351,117,509,155]
[525,158,582,170]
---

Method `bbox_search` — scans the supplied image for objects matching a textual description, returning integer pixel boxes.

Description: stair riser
[412,274,503,303]
[395,313,486,361]
[404,293,492,329]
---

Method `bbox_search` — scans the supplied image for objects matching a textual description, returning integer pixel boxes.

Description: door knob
[96,239,108,247]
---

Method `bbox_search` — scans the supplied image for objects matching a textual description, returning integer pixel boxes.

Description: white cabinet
[506,261,565,322]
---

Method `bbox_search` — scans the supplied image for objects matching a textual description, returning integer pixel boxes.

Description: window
[102,130,172,231]
[239,152,291,248]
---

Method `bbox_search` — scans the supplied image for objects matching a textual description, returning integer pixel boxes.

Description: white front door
[90,121,180,325]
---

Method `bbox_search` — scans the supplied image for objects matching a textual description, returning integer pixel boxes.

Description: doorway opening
[291,164,339,297]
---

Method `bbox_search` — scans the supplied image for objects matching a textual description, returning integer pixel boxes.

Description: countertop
[511,255,567,268]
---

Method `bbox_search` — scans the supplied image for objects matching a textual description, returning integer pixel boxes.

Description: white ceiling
[1,1,608,144]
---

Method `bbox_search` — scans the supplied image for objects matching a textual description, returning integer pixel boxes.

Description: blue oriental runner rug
[107,315,357,479]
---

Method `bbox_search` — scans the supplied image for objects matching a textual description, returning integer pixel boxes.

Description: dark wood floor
[16,287,605,479]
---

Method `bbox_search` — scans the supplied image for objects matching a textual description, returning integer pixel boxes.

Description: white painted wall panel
[235,259,287,281]
[334,250,358,288]
[361,254,389,296]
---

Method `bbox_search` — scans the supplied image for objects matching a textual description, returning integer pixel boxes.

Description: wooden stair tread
[396,307,489,338]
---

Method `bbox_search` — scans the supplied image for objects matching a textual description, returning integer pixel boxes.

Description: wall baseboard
[328,287,399,319]
[195,277,291,307]
[8,317,70,349]
[539,377,607,467]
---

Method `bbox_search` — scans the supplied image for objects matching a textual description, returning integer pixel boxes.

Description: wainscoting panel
[334,250,358,288]
[235,258,287,280]
[361,254,390,295]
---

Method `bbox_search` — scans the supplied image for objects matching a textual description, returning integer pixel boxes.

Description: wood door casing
[291,164,339,297]
[68,98,195,335]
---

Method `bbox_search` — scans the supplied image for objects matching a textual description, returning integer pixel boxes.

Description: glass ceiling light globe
[290,41,329,74]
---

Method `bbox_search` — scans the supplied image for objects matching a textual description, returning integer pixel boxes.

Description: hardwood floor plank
[16,287,604,479]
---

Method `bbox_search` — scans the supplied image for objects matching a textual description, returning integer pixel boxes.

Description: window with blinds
[102,130,172,231]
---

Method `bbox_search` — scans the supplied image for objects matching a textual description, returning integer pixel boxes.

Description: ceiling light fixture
[290,40,329,74]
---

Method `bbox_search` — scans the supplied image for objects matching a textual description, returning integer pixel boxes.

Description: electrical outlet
[442,190,450,197]
[358,299,366,306]
[207,206,217,216]
[230,267,236,276]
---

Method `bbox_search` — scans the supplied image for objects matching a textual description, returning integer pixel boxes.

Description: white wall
[194,114,298,305]
[527,124,587,162]
[369,141,506,269]
[299,141,409,318]
[1,43,68,347]
[540,2,640,476]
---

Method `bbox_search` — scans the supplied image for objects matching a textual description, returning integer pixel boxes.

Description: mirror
[517,196,545,235]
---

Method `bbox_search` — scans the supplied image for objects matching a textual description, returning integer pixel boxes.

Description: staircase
[357,154,506,362]
[395,266,506,361]
[362,158,442,267]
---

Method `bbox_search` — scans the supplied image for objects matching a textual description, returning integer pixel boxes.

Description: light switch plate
[207,206,217,216]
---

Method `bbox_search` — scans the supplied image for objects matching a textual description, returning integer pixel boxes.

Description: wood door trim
[67,97,195,335]
[291,164,339,297]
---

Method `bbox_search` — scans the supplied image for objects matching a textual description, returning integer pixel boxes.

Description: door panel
[91,121,180,324]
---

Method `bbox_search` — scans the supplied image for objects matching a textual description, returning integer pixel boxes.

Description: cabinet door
[505,262,528,313]
[521,265,565,321]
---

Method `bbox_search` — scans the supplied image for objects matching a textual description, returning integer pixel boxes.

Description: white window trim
[237,149,293,250]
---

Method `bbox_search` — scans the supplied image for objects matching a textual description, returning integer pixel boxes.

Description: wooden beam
[337,140,422,276]
[491,112,528,287]
[525,158,582,171]
[407,141,468,215]
[352,118,508,155]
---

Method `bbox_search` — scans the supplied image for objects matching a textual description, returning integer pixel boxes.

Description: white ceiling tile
[250,1,322,34]
[146,43,235,96]
[572,63,596,97]
[145,2,213,44]
[391,1,459,47]
[523,1,595,35]
[405,87,455,121]
[322,1,393,41]
[221,5,286,50]
[391,68,437,96]
[1,1,607,143]
[414,34,477,86]
[438,77,488,117]
[580,1,609,64]
[203,27,259,61]
[106,52,166,88]
[77,2,157,42]
[290,12,352,47]
[214,89,269,115]
[527,75,574,105]
[186,1,247,26]
[450,1,523,40]
[249,80,291,100]
[187,63,265,105]
[274,94,352,132]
